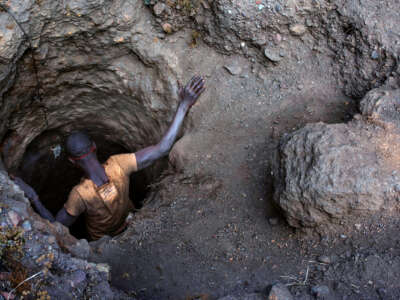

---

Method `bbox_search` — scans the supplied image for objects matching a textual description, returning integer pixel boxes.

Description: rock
[153,2,166,15]
[7,210,21,227]
[359,89,400,129]
[0,172,124,299]
[273,34,282,45]
[69,270,87,288]
[267,283,293,300]
[317,255,331,264]
[95,263,111,278]
[371,50,379,60]
[21,220,32,231]
[264,48,282,62]
[311,285,330,296]
[289,24,307,36]
[274,88,400,227]
[268,218,279,226]
[162,23,172,33]
[68,239,91,260]
[224,62,242,75]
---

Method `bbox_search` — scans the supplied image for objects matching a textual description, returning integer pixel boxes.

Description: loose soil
[89,31,399,300]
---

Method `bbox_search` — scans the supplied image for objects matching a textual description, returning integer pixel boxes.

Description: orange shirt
[64,154,137,240]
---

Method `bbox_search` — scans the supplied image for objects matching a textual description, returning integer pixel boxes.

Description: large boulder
[274,88,400,227]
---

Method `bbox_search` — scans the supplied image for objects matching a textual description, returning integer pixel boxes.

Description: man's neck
[82,159,109,187]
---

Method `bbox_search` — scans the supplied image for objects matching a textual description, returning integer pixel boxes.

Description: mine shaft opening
[19,128,168,240]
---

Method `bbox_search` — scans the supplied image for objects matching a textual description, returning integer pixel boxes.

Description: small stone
[224,62,242,75]
[268,283,294,300]
[96,263,111,280]
[69,239,91,259]
[289,24,307,36]
[71,270,86,286]
[264,48,282,62]
[268,218,279,226]
[153,2,165,15]
[273,33,282,45]
[311,285,330,296]
[8,210,21,227]
[21,220,32,231]
[317,255,331,264]
[371,50,379,60]
[354,223,362,230]
[195,15,205,25]
[162,23,172,34]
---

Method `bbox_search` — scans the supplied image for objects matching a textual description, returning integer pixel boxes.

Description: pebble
[22,220,32,231]
[371,50,379,60]
[224,63,242,75]
[8,210,21,227]
[264,48,282,62]
[311,285,330,296]
[268,218,279,226]
[153,2,165,15]
[162,23,172,34]
[317,255,331,264]
[268,283,294,300]
[289,24,307,36]
[69,239,91,259]
[354,223,362,230]
[273,33,282,45]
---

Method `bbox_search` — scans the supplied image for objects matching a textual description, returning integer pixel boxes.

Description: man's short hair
[66,131,93,158]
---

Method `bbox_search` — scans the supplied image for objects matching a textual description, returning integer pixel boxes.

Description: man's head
[66,131,96,164]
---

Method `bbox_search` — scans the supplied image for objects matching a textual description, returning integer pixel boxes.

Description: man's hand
[179,75,205,108]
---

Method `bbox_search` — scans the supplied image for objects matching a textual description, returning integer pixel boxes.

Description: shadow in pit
[18,130,166,240]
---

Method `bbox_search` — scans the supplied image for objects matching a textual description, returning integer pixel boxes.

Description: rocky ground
[0,0,400,299]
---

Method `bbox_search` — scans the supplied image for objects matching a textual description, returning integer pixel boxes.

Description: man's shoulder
[70,178,92,197]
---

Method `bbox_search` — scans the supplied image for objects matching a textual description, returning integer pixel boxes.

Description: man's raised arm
[135,75,205,170]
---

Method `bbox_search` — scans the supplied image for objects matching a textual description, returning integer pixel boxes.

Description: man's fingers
[195,80,205,93]
[195,86,206,97]
[191,77,204,91]
[188,75,201,89]
[187,75,199,88]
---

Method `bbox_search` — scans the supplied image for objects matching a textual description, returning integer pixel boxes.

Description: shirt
[64,154,137,240]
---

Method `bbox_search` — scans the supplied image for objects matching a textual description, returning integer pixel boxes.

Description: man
[8,75,205,240]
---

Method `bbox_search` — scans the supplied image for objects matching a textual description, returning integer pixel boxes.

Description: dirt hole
[18,128,167,240]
